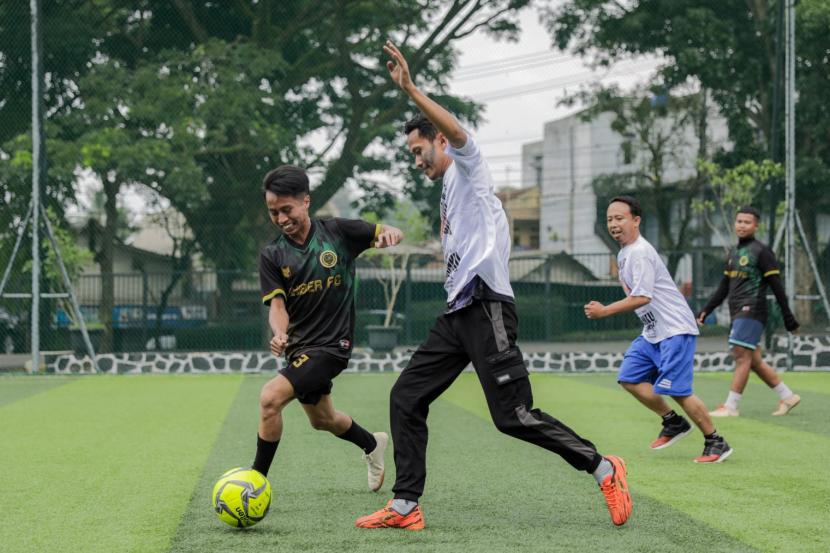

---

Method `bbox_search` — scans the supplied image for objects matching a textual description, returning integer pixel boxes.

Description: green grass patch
[443,373,830,552]
[0,375,242,553]
[1,372,827,552]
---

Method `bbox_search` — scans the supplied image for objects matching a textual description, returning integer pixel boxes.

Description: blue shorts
[618,334,696,396]
[728,318,764,350]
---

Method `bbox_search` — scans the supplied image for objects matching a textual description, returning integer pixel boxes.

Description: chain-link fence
[3,248,807,356]
[2,2,829,365]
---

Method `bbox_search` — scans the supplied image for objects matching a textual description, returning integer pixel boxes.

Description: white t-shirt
[617,235,699,343]
[440,133,514,303]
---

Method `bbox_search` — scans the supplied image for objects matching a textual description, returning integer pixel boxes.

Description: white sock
[725,391,742,411]
[592,458,614,485]
[773,382,794,400]
[391,499,417,515]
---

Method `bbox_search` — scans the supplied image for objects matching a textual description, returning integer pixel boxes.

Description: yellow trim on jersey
[372,223,382,245]
[262,288,286,303]
[763,269,780,277]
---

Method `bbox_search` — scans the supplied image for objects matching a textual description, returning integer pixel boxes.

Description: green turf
[0,375,242,553]
[1,372,827,553]
[0,375,72,407]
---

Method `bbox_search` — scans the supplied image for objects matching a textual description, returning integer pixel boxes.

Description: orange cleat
[355,500,425,531]
[599,455,632,526]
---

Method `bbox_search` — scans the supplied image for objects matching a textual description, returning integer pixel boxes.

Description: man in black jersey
[252,165,403,491]
[698,206,801,417]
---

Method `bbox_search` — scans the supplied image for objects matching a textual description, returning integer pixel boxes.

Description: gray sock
[391,499,418,515]
[592,458,614,485]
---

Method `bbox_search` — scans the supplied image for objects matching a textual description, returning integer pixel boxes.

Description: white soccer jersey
[440,133,514,303]
[617,235,699,343]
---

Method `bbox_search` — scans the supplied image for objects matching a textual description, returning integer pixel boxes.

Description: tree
[362,202,431,328]
[2,0,535,348]
[545,0,830,238]
[578,85,716,276]
[694,159,783,253]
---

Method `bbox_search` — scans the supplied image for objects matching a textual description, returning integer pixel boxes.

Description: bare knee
[260,378,292,418]
[620,381,638,393]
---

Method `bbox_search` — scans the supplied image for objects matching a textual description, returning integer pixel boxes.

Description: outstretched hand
[383,40,413,91]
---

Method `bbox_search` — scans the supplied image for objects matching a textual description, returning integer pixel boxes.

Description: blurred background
[1,1,828,363]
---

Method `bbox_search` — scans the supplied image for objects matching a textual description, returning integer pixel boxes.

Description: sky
[446,7,661,189]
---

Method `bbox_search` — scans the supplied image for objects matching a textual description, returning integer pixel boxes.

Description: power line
[468,61,658,102]
[454,50,565,74]
[454,53,575,82]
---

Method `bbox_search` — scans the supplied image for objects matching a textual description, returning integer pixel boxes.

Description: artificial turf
[1,372,827,552]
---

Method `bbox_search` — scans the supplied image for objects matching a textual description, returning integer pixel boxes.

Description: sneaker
[694,437,733,463]
[598,455,632,526]
[709,404,739,417]
[650,417,693,450]
[772,394,801,416]
[355,500,425,531]
[363,432,388,492]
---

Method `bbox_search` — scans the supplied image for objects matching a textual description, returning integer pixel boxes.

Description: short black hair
[263,165,309,197]
[737,205,761,222]
[404,112,437,141]
[609,195,641,217]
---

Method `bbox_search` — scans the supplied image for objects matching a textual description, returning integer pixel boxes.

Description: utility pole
[30,0,43,371]
[784,0,796,370]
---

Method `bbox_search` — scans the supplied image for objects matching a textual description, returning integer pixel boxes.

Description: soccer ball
[212,467,272,528]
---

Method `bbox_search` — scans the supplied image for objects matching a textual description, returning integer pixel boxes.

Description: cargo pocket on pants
[487,347,529,386]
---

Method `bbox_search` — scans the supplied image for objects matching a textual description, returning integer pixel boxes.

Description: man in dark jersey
[252,164,403,491]
[698,206,801,417]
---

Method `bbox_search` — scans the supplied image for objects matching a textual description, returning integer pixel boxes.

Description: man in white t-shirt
[355,40,632,531]
[584,196,732,464]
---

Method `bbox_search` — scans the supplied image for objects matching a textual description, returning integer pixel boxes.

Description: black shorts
[280,349,349,405]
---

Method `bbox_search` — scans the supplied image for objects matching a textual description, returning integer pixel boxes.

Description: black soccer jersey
[701,236,797,329]
[259,217,380,359]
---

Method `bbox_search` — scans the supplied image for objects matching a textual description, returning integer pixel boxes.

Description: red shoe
[355,500,425,531]
[599,456,632,526]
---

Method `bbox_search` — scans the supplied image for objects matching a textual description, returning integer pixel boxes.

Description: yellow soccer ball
[212,467,272,528]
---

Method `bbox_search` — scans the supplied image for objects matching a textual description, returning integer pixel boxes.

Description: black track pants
[390,299,603,501]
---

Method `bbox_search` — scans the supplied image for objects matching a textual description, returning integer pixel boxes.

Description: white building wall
[529,106,730,271]
[539,112,623,255]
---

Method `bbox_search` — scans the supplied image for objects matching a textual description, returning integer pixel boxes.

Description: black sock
[704,430,721,440]
[252,434,279,476]
[661,410,683,425]
[336,420,377,454]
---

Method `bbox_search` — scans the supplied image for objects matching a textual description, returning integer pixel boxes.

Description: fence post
[543,254,552,339]
[141,270,149,351]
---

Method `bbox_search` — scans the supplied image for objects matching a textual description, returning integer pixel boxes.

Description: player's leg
[356,313,469,530]
[656,334,732,463]
[618,337,692,449]
[752,347,802,415]
[464,300,631,526]
[302,393,388,491]
[253,373,295,476]
[712,319,765,416]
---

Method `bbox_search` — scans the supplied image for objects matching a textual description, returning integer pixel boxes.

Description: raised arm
[383,40,466,148]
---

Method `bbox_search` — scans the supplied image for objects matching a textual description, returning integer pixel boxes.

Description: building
[496,186,540,251]
[522,104,730,281]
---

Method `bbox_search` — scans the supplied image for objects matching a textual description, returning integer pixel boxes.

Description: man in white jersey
[355,40,632,531]
[584,196,733,463]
